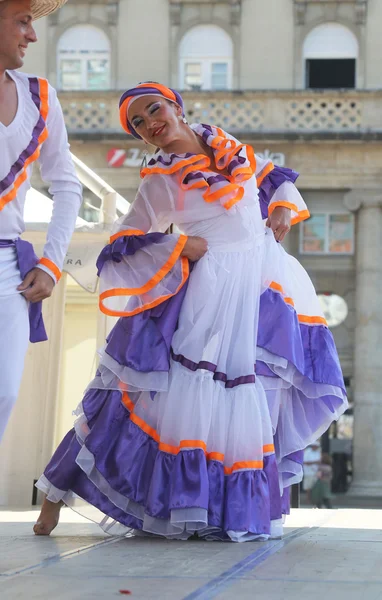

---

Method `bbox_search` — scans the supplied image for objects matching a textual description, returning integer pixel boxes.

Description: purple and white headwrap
[119,82,185,139]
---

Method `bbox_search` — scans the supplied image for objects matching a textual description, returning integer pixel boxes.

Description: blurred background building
[1,0,381,506]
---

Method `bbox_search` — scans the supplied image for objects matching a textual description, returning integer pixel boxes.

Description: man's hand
[266,206,292,242]
[181,236,208,262]
[17,268,55,303]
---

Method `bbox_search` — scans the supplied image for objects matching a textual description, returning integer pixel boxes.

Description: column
[345,191,382,496]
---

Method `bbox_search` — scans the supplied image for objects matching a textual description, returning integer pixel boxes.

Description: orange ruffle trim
[122,390,274,474]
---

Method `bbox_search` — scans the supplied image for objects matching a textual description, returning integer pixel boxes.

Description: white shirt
[0,70,82,282]
[303,446,321,478]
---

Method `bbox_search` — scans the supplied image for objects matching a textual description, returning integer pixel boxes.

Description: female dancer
[34,83,347,541]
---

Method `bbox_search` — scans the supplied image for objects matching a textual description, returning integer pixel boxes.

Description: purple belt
[0,238,48,343]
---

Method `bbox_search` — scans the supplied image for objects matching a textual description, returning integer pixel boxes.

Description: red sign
[107,149,127,168]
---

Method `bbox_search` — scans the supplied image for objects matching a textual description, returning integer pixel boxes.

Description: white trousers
[0,247,29,442]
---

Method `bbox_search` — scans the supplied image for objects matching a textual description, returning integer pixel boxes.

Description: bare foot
[33,498,64,536]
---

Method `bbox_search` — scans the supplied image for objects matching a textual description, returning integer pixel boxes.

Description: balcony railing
[59,89,382,136]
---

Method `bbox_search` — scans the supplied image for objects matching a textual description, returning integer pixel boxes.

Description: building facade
[19,0,382,498]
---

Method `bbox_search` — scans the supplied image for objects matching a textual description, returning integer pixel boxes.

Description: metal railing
[71,153,130,226]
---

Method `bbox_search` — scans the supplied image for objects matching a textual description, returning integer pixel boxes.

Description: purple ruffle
[96,232,166,276]
[105,282,344,392]
[43,388,282,537]
[105,270,191,373]
[258,288,345,390]
[258,166,299,220]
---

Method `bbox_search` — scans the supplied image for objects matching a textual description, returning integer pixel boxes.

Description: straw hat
[31,0,67,19]
[0,0,68,20]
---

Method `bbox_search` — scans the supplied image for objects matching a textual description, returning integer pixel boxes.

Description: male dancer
[0,0,82,441]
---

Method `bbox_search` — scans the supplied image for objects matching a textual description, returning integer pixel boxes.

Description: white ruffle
[88,359,275,466]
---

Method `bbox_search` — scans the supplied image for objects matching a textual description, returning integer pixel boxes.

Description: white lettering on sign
[107,148,286,168]
[107,148,154,169]
[256,149,286,167]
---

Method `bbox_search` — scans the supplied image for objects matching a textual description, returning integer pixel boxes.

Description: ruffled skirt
[37,230,347,541]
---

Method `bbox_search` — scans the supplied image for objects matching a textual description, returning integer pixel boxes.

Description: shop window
[300,213,354,255]
[303,23,358,89]
[179,25,233,91]
[58,25,111,91]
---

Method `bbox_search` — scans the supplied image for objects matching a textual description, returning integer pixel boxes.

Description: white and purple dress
[37,124,347,541]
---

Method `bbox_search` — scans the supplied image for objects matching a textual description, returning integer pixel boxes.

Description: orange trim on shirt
[256,162,275,188]
[141,127,257,212]
[203,183,239,204]
[222,187,245,211]
[38,78,49,122]
[102,234,188,297]
[121,392,274,470]
[38,257,61,282]
[0,79,49,212]
[291,209,310,226]
[99,255,189,318]
[268,201,299,215]
[268,202,310,227]
[142,154,210,179]
[109,229,146,243]
[232,144,257,182]
[269,280,327,326]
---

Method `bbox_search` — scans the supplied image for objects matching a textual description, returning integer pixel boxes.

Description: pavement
[1,507,382,600]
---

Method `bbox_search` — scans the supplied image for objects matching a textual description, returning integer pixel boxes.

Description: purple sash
[0,238,48,343]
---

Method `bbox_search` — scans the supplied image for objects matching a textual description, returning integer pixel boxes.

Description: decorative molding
[294,1,368,26]
[169,0,241,26]
[106,2,119,26]
[170,2,182,26]
[344,190,382,212]
[229,0,241,26]
[355,0,368,25]
[294,1,307,26]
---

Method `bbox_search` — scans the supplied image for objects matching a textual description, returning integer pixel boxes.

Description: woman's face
[127,95,183,148]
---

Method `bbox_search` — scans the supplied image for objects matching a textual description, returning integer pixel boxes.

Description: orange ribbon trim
[256,161,275,188]
[99,253,189,318]
[269,281,327,326]
[109,229,145,243]
[38,257,62,282]
[141,126,257,212]
[121,391,274,474]
[0,78,49,212]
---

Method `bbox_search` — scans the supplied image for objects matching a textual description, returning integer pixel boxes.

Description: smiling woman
[35,81,348,543]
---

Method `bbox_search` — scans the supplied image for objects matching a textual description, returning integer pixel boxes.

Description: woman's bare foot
[33,497,64,536]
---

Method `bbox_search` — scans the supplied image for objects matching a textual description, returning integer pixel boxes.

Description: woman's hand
[266,206,291,242]
[181,236,208,261]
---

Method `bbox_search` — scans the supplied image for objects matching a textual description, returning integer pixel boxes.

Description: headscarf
[119,82,185,139]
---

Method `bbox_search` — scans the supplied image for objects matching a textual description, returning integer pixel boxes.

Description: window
[211,63,228,90]
[300,213,354,255]
[306,59,356,89]
[58,25,111,91]
[303,23,358,89]
[184,63,203,90]
[179,25,233,91]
